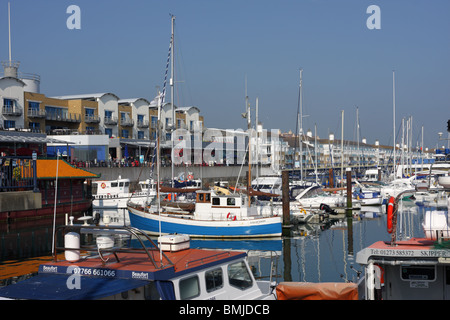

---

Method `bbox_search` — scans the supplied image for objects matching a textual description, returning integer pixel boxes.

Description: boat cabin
[356,238,450,300]
[0,226,274,300]
[92,176,131,197]
[194,190,259,220]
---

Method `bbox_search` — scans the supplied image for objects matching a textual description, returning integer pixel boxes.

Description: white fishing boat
[128,189,282,238]
[0,224,276,300]
[92,176,157,226]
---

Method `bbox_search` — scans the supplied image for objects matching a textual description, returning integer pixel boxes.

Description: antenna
[3,2,19,77]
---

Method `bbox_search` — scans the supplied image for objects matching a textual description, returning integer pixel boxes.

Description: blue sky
[1,0,449,149]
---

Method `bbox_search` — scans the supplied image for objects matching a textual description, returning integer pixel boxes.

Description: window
[3,98,14,109]
[121,129,129,138]
[206,268,223,293]
[29,122,40,132]
[401,265,436,281]
[179,276,200,299]
[105,110,113,118]
[151,116,157,128]
[105,128,112,138]
[212,197,220,206]
[45,106,68,118]
[28,101,40,111]
[227,198,236,206]
[137,114,144,122]
[85,108,95,116]
[4,120,15,129]
[228,261,253,290]
[138,131,144,139]
[86,126,95,134]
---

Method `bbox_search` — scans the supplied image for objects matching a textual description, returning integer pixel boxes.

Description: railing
[104,116,118,125]
[27,109,46,118]
[2,106,22,116]
[137,120,149,128]
[121,118,134,127]
[0,156,38,192]
[53,224,174,269]
[84,114,101,123]
[46,113,81,122]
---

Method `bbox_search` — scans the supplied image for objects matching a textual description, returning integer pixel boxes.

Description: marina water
[0,201,427,286]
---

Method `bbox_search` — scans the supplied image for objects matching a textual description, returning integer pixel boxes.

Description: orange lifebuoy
[387,196,395,233]
[101,182,106,189]
[187,174,194,180]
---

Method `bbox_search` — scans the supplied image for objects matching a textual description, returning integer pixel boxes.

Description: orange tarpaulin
[276,282,358,300]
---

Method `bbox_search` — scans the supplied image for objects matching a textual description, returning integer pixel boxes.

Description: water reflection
[0,202,430,285]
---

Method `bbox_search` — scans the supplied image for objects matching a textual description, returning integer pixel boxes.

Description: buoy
[97,235,115,249]
[64,232,80,262]
[387,196,395,233]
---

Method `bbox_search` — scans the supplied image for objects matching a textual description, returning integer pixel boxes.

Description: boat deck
[39,248,246,281]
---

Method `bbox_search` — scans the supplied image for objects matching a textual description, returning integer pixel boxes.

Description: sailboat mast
[393,70,396,179]
[170,15,175,189]
[299,68,303,181]
[356,107,360,174]
[341,110,344,188]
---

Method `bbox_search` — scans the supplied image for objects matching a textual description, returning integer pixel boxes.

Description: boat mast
[246,93,251,207]
[356,107,360,175]
[299,68,303,181]
[341,110,344,188]
[170,15,175,189]
[393,70,396,179]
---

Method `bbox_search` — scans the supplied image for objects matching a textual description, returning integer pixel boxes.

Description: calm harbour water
[0,201,429,285]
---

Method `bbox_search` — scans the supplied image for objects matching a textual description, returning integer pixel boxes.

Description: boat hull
[128,206,282,238]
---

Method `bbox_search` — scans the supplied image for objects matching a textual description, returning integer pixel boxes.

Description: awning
[0,274,148,300]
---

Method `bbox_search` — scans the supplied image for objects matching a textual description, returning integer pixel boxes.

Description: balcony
[104,116,118,125]
[27,109,46,118]
[137,120,149,128]
[84,114,101,123]
[46,113,81,123]
[121,117,134,127]
[2,106,22,116]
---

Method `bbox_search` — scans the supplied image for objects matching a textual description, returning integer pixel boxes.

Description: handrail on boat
[52,224,174,269]
[185,251,231,268]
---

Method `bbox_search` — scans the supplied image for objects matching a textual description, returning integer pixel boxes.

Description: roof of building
[50,93,120,101]
[36,159,99,179]
[176,106,200,113]
[118,98,151,105]
[0,131,74,144]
